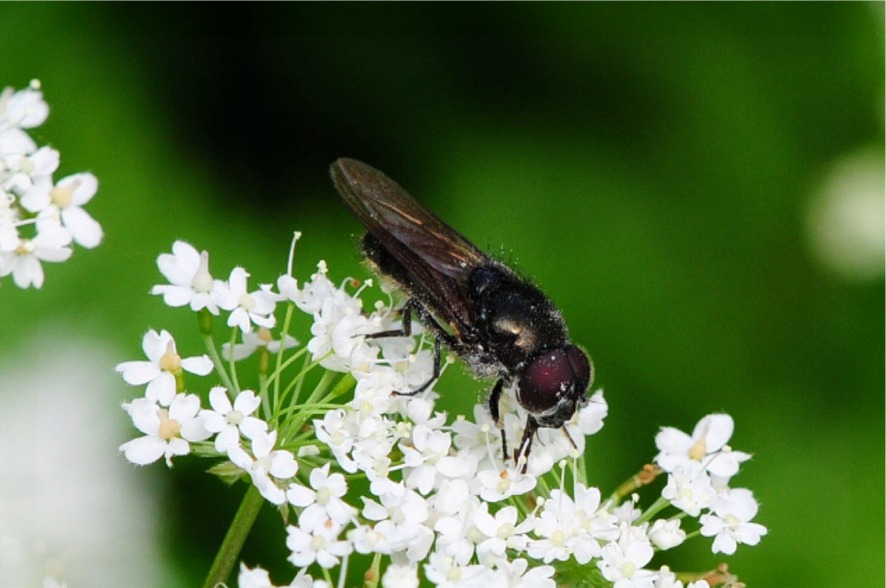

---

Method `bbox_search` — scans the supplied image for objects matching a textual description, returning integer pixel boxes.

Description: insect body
[331,158,593,471]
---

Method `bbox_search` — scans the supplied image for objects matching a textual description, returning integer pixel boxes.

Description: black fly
[331,158,593,472]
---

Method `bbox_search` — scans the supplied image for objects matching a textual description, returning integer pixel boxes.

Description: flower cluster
[656,414,767,556]
[0,81,102,288]
[119,238,766,588]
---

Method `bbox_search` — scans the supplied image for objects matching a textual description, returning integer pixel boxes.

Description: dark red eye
[516,345,591,415]
[565,344,592,391]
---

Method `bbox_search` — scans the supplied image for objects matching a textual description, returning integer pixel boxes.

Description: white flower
[119,393,211,466]
[477,465,536,503]
[612,494,642,525]
[0,82,49,130]
[349,368,400,416]
[115,329,213,406]
[286,463,355,531]
[314,408,360,473]
[0,84,104,289]
[238,563,286,588]
[473,503,533,562]
[654,566,707,588]
[381,564,419,588]
[402,425,470,495]
[661,466,715,517]
[571,484,620,559]
[526,508,573,563]
[432,492,480,566]
[0,213,18,253]
[648,519,686,550]
[230,430,298,505]
[596,530,657,588]
[348,522,398,555]
[222,326,298,361]
[525,486,614,566]
[494,558,556,588]
[362,483,434,562]
[0,219,71,288]
[699,487,767,554]
[286,519,353,569]
[287,262,336,313]
[350,416,398,482]
[655,413,751,479]
[308,294,378,373]
[381,339,436,392]
[577,389,608,435]
[200,387,268,453]
[294,269,395,374]
[151,241,224,314]
[450,407,502,471]
[14,146,59,205]
[423,551,494,588]
[216,267,277,331]
[28,173,103,248]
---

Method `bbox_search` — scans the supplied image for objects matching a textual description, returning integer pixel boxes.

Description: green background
[1,4,882,587]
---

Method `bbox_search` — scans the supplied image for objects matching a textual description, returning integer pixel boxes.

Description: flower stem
[609,464,662,504]
[202,332,236,393]
[636,496,670,524]
[201,484,264,588]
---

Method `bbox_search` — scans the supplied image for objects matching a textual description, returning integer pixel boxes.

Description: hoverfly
[331,158,593,471]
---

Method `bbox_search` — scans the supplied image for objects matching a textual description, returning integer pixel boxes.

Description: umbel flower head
[117,237,767,588]
[0,81,103,288]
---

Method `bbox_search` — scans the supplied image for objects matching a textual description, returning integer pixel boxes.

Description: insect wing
[332,158,488,334]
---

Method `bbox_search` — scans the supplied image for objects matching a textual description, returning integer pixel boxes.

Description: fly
[330,158,593,472]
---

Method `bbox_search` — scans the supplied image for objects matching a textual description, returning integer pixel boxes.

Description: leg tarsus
[393,337,442,397]
[487,379,508,460]
[515,416,539,474]
[365,302,413,339]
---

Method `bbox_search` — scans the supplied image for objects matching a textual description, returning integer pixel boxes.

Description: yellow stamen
[51,184,74,209]
[159,341,182,372]
[157,409,181,440]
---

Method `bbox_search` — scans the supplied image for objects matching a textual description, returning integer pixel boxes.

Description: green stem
[636,496,670,524]
[608,464,662,505]
[202,333,236,392]
[201,484,264,588]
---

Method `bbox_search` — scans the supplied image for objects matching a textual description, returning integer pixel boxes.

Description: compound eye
[516,348,578,415]
[564,344,592,392]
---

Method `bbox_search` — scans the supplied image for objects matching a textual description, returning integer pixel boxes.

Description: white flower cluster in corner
[0,81,102,288]
[118,238,767,588]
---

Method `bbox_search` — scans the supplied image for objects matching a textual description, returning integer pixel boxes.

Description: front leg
[515,416,539,474]
[487,379,507,460]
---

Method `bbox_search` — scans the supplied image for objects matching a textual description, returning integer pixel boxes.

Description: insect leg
[515,416,539,474]
[561,426,579,451]
[364,299,415,339]
[393,337,442,397]
[487,379,508,460]
[366,298,461,349]
[365,299,450,396]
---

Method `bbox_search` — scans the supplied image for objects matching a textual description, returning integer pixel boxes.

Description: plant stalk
[201,484,264,588]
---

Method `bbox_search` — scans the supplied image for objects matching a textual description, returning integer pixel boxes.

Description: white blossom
[286,463,355,531]
[151,241,224,314]
[115,329,212,406]
[120,394,210,466]
[216,267,277,331]
[655,413,751,479]
[200,387,268,453]
[700,487,767,554]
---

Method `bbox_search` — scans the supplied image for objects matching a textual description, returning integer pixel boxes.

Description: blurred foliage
[0,3,882,587]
